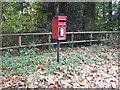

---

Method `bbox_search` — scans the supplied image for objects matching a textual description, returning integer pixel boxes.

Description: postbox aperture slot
[59,20,66,22]
[59,25,65,27]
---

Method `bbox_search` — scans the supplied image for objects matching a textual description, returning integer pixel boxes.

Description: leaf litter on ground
[1,45,119,88]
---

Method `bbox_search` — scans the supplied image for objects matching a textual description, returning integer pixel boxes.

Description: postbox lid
[53,16,67,21]
[58,16,67,21]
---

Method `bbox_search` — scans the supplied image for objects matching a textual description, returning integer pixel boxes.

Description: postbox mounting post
[57,40,60,62]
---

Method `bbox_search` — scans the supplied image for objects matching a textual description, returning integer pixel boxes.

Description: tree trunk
[55,2,60,15]
[0,2,3,50]
[48,3,55,18]
[108,1,112,30]
[109,2,112,22]
[102,2,106,29]
[54,2,66,16]
[83,2,96,31]
[0,2,3,34]
[103,2,105,22]
[118,1,120,30]
[59,2,66,14]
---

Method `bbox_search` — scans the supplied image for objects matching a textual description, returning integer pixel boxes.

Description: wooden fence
[0,31,119,50]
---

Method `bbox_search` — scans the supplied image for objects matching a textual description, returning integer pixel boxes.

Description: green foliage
[2,2,46,33]
[1,45,116,76]
[2,2,119,33]
[95,2,119,30]
[100,33,119,47]
[2,47,39,75]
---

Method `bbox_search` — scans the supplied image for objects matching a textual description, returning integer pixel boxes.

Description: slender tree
[109,1,112,22]
[59,2,66,15]
[83,2,96,31]
[55,2,60,15]
[108,1,112,30]
[118,1,120,30]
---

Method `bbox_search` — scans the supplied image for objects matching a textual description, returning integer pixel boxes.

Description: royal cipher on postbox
[52,16,67,40]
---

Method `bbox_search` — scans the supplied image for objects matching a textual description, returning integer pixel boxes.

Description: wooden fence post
[48,34,51,49]
[106,32,108,39]
[71,32,74,48]
[90,33,93,46]
[19,36,22,47]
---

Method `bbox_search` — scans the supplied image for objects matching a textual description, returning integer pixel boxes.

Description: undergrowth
[1,44,118,76]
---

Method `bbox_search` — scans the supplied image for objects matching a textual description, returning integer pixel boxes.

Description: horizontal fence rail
[0,31,119,36]
[0,31,120,50]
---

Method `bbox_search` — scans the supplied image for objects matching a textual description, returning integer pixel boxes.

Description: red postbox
[52,16,67,40]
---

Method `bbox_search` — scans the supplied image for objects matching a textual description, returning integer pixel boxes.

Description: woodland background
[1,2,120,47]
[1,2,120,33]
